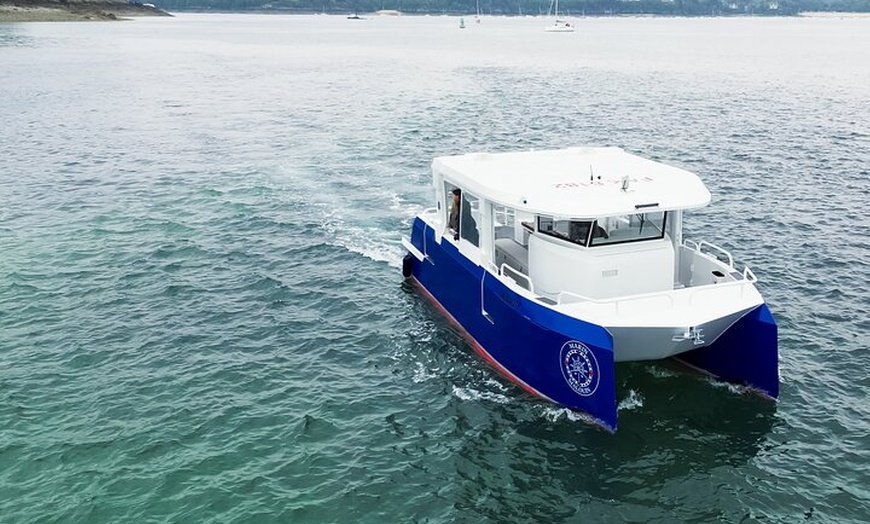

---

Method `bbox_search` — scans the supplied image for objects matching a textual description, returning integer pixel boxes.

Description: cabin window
[443,182,480,247]
[460,193,480,247]
[492,204,515,240]
[590,211,667,246]
[537,217,594,247]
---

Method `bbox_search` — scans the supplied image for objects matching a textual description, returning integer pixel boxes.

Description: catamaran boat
[401,147,778,432]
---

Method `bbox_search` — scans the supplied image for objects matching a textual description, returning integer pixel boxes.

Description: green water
[1,14,868,523]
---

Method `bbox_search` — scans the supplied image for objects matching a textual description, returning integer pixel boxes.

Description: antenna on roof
[621,175,630,192]
[589,165,594,183]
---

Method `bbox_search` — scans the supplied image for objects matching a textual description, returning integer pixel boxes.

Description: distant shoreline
[3,4,869,22]
[0,1,171,22]
[169,9,870,17]
[797,11,870,17]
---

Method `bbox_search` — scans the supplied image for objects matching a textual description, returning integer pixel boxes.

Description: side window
[538,216,554,233]
[590,211,667,246]
[536,216,592,246]
[492,204,515,240]
[460,193,480,247]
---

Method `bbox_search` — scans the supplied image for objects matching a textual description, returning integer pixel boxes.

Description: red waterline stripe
[410,277,553,403]
[411,275,615,433]
[673,357,778,402]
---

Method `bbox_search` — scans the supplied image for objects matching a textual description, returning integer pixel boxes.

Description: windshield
[591,211,667,246]
[536,211,667,247]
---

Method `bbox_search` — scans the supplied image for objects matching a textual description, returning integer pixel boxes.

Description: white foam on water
[336,231,404,268]
[484,377,509,392]
[538,406,594,424]
[317,205,407,267]
[646,364,679,379]
[452,385,510,404]
[706,376,752,395]
[411,362,436,384]
[325,189,423,269]
[338,200,421,267]
[618,389,644,411]
[388,192,424,217]
[274,164,413,268]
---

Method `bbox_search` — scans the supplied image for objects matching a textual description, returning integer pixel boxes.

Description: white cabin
[431,147,710,296]
[421,147,762,361]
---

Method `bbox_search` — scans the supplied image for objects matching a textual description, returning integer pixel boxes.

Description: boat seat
[494,238,529,274]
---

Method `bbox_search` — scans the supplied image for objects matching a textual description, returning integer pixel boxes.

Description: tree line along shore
[161,0,869,16]
[2,0,867,21]
[0,0,171,21]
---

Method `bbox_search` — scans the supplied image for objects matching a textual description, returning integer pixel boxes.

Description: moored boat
[544,0,574,32]
[401,147,778,432]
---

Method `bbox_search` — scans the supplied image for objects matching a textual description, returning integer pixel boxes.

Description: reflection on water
[0,24,34,48]
[450,361,776,520]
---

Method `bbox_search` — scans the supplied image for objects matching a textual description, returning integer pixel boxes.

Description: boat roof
[432,147,711,219]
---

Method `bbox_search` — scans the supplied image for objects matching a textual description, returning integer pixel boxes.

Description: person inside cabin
[448,188,461,239]
[592,221,609,240]
[568,221,591,243]
[447,188,480,245]
[566,220,607,244]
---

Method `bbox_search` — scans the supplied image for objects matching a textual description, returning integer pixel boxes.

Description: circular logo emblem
[560,341,600,397]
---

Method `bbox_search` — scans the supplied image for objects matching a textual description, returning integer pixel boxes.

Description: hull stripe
[672,356,777,401]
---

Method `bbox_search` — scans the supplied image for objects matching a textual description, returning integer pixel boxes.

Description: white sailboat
[475,0,482,23]
[545,0,574,32]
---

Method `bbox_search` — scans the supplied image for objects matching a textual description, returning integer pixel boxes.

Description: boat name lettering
[560,341,600,397]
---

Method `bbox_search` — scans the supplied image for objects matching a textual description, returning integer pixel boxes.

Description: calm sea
[1,13,868,523]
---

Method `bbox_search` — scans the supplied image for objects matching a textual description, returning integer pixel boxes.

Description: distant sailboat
[545,0,574,32]
[347,1,364,19]
[475,0,481,23]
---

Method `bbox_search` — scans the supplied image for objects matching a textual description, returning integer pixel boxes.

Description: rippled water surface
[1,13,869,523]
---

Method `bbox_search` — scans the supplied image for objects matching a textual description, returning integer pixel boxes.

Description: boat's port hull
[408,218,618,430]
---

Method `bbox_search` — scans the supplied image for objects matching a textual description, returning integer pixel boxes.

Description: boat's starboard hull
[676,303,779,399]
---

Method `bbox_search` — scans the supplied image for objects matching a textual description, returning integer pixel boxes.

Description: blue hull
[406,217,778,431]
[676,303,779,399]
[409,219,617,430]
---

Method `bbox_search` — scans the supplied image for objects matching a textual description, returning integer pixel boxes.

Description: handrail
[743,266,758,283]
[684,238,759,283]
[500,264,533,293]
[684,239,734,268]
[492,238,760,317]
